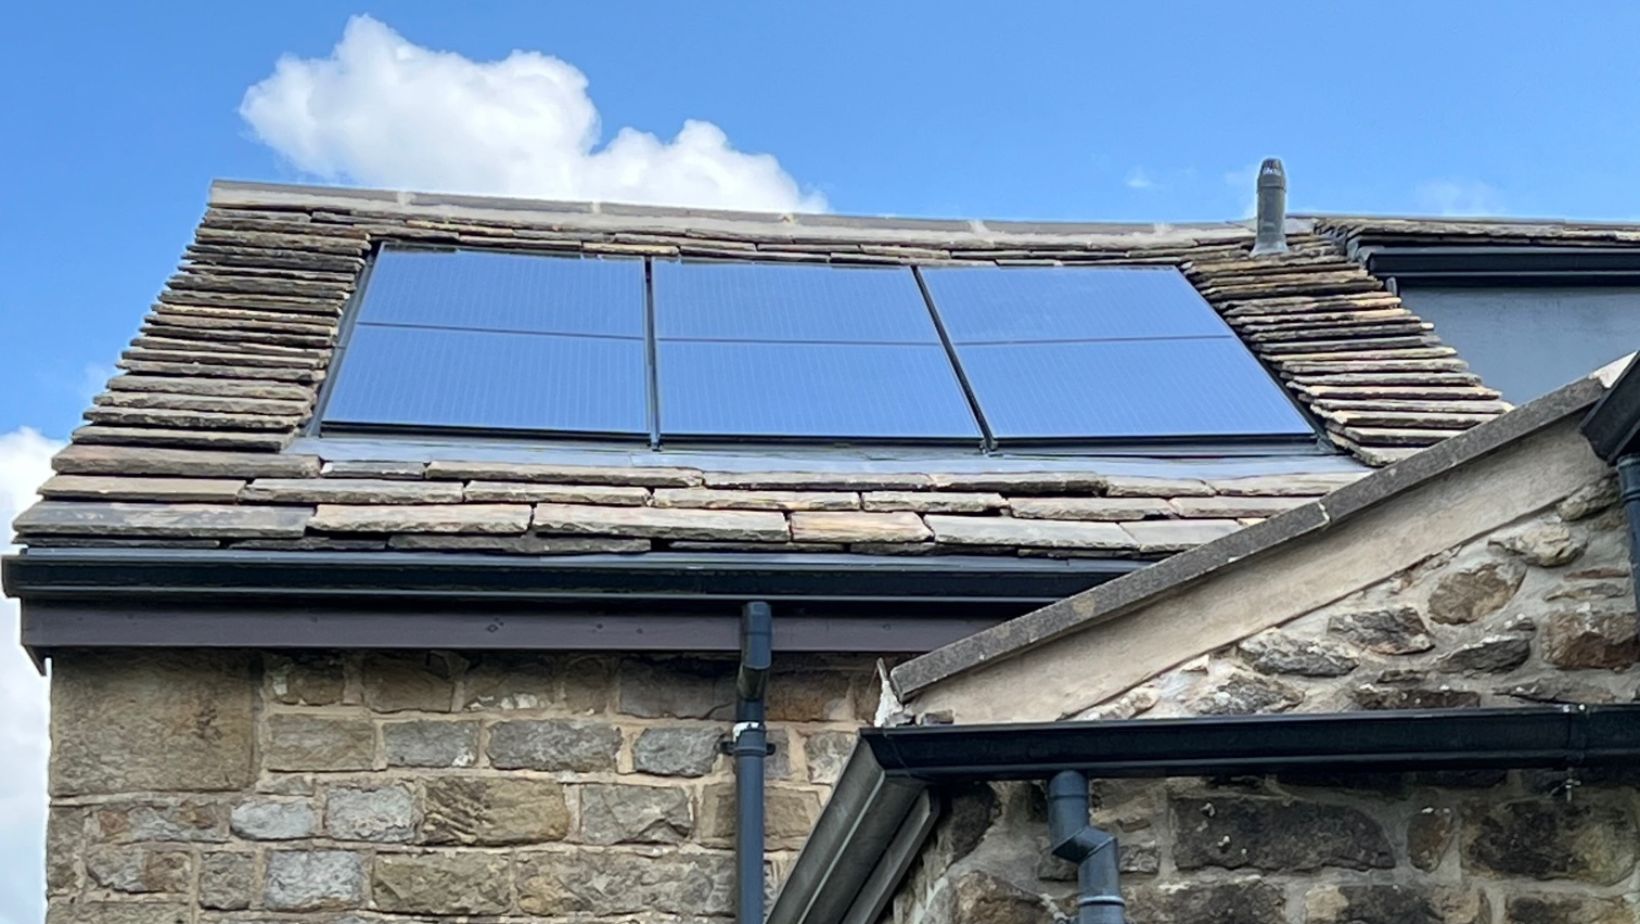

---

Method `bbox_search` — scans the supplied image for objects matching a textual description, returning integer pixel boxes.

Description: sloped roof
[10,181,1544,558]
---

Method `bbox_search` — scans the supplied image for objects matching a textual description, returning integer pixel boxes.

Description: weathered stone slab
[51,652,254,796]
[1542,608,1640,668]
[862,490,1005,513]
[425,459,702,486]
[39,475,246,503]
[309,503,529,533]
[198,851,253,910]
[373,852,511,915]
[928,471,1106,493]
[1208,472,1366,496]
[1236,631,1358,677]
[465,481,650,505]
[51,444,319,478]
[1187,671,1304,715]
[789,510,930,543]
[487,719,621,771]
[264,715,375,772]
[361,652,459,713]
[93,799,228,843]
[1171,496,1310,518]
[383,721,479,767]
[1328,606,1434,654]
[1010,496,1172,520]
[17,501,311,539]
[652,487,859,511]
[44,901,192,924]
[1490,520,1586,566]
[1172,796,1394,871]
[84,846,192,894]
[533,503,789,541]
[515,850,733,916]
[1102,474,1213,497]
[74,422,294,451]
[262,850,366,911]
[617,658,735,719]
[579,783,693,844]
[1463,797,1637,883]
[229,799,317,840]
[705,470,931,491]
[1505,894,1638,924]
[632,726,722,777]
[1435,635,1532,673]
[1119,518,1244,553]
[320,459,425,479]
[1427,559,1526,623]
[263,653,345,706]
[388,534,650,554]
[924,515,1133,550]
[421,776,570,845]
[243,477,463,504]
[323,784,417,842]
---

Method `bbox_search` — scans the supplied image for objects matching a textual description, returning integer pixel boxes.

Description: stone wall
[890,475,1640,923]
[44,650,879,923]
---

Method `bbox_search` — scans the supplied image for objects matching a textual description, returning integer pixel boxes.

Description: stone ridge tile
[533,503,790,542]
[1102,474,1214,497]
[243,478,464,505]
[425,460,703,488]
[924,514,1134,550]
[862,491,1005,514]
[789,511,931,543]
[1010,497,1173,521]
[39,475,246,503]
[1118,518,1245,553]
[310,504,531,535]
[1208,472,1369,496]
[388,535,650,554]
[928,472,1107,494]
[1169,496,1312,519]
[14,501,311,539]
[702,471,932,491]
[321,460,426,480]
[464,482,649,506]
[51,444,321,479]
[652,487,860,512]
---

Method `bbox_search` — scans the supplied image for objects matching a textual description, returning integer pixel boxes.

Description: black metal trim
[643,258,663,449]
[912,266,995,452]
[305,240,382,435]
[1367,246,1640,284]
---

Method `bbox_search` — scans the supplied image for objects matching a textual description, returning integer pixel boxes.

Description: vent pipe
[1251,158,1288,256]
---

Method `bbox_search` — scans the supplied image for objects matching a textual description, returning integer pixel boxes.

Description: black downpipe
[1047,771,1125,924]
[734,601,774,924]
[1618,456,1640,626]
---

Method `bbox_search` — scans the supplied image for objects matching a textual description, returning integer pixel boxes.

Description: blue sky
[3,3,1640,921]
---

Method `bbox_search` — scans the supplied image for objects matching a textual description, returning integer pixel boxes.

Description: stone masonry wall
[891,472,1640,924]
[44,650,879,924]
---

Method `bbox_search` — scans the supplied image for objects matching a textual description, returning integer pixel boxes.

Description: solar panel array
[322,246,1314,447]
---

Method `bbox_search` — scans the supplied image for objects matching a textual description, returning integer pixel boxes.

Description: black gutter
[1362,245,1640,284]
[768,705,1640,924]
[730,602,773,924]
[1579,354,1640,624]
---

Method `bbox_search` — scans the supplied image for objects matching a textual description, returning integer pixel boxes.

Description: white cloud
[0,427,59,924]
[240,16,825,212]
[1125,167,1156,190]
[1415,179,1505,217]
[1223,162,1261,219]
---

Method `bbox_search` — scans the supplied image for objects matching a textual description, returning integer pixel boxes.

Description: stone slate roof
[11,181,1554,558]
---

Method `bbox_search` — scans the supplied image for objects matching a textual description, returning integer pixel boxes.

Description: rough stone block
[1490,520,1586,566]
[198,851,254,910]
[1407,805,1456,871]
[1542,608,1640,669]
[1352,683,1482,710]
[372,851,511,915]
[1327,605,1434,654]
[1186,671,1303,715]
[487,719,621,771]
[1435,635,1532,673]
[461,655,557,711]
[515,850,733,916]
[323,784,417,842]
[261,850,366,911]
[1121,878,1286,924]
[805,730,856,785]
[699,782,822,850]
[84,846,191,893]
[421,776,570,845]
[362,652,459,713]
[1505,894,1638,924]
[44,901,191,924]
[1171,796,1394,871]
[1236,631,1358,677]
[1463,797,1638,884]
[50,652,254,796]
[263,653,345,706]
[1303,884,1487,924]
[617,657,736,719]
[229,798,317,840]
[45,808,84,894]
[632,726,722,777]
[264,715,375,771]
[768,669,857,721]
[383,720,479,767]
[93,799,228,843]
[1556,477,1619,521]
[579,783,693,844]
[927,871,1052,924]
[1427,559,1527,623]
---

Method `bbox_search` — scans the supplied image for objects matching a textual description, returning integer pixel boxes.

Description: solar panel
[324,325,649,435]
[921,266,1312,442]
[657,341,981,439]
[358,248,646,337]
[652,261,981,440]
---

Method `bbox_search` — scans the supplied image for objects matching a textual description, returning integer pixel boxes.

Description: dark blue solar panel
[657,342,981,440]
[921,266,1232,343]
[653,261,939,342]
[324,325,648,435]
[358,249,645,338]
[957,339,1312,440]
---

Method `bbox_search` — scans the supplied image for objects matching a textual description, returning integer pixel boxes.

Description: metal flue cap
[1251,157,1288,256]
